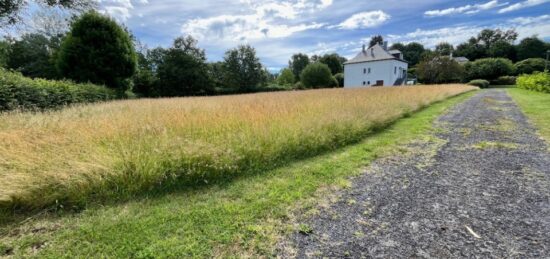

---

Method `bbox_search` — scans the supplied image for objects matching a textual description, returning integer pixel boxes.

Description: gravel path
[280,89,550,258]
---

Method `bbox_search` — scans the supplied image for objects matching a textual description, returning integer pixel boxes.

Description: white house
[344,42,408,88]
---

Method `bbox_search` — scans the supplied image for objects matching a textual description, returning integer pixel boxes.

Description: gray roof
[453,56,469,62]
[345,44,407,65]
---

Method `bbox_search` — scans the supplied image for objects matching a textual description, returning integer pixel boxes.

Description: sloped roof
[345,44,407,65]
[453,56,469,62]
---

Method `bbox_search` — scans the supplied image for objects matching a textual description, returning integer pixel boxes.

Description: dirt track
[281,89,550,258]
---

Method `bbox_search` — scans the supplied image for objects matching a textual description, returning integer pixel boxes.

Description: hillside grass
[0,85,475,212]
[508,88,550,144]
[0,90,476,258]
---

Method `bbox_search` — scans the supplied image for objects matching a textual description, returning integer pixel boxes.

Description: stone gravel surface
[280,89,550,258]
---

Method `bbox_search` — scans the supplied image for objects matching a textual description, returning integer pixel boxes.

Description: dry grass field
[0,85,475,210]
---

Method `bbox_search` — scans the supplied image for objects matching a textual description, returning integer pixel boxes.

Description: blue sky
[97,0,549,70]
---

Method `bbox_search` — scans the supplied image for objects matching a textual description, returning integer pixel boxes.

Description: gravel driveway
[280,89,550,258]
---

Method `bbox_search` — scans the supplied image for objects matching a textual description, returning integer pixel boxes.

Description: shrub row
[0,69,116,111]
[517,72,550,93]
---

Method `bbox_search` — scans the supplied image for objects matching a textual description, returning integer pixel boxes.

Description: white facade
[343,43,408,88]
[344,59,408,88]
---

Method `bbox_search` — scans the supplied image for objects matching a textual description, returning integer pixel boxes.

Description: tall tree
[56,11,137,91]
[319,53,344,75]
[223,45,265,92]
[369,35,384,48]
[1,0,93,25]
[0,40,9,67]
[476,29,517,49]
[488,40,516,61]
[435,42,454,56]
[403,42,425,66]
[289,53,309,81]
[6,33,59,79]
[390,43,405,52]
[156,45,212,97]
[516,36,546,61]
[455,37,486,61]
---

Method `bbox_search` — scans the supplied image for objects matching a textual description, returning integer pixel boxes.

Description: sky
[75,0,550,70]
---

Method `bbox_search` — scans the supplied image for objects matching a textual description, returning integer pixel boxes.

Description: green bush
[334,73,344,87]
[491,76,516,86]
[514,58,546,75]
[468,79,490,88]
[300,63,334,88]
[464,58,514,81]
[0,69,115,111]
[517,72,550,93]
[293,81,305,89]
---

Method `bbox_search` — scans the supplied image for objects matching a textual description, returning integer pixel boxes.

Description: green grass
[508,88,550,144]
[0,91,476,258]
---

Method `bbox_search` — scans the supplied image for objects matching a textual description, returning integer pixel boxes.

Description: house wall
[344,59,408,88]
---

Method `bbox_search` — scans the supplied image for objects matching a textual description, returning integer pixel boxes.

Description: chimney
[383,41,388,50]
[362,44,366,53]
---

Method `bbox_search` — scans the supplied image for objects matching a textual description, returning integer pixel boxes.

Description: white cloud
[97,0,149,21]
[181,0,332,42]
[332,11,390,30]
[424,0,505,17]
[387,14,550,48]
[498,0,550,13]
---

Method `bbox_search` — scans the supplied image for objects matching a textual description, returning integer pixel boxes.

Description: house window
[367,81,370,85]
[363,68,366,74]
[363,81,366,86]
[368,68,371,73]
[394,67,397,74]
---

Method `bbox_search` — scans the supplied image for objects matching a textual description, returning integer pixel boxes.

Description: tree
[477,29,517,49]
[435,42,454,56]
[334,73,344,87]
[403,42,425,66]
[0,40,9,67]
[416,54,464,84]
[56,11,137,91]
[156,38,212,96]
[207,61,228,90]
[223,45,265,92]
[390,43,405,52]
[464,58,514,81]
[277,68,295,86]
[310,54,320,62]
[1,0,93,25]
[369,35,384,48]
[455,37,486,61]
[289,53,309,81]
[488,41,516,61]
[6,33,59,79]
[516,36,546,61]
[319,53,344,75]
[132,49,157,97]
[514,58,547,75]
[300,63,335,88]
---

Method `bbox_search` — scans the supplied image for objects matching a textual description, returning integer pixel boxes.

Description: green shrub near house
[464,58,514,81]
[517,72,550,93]
[468,79,490,88]
[300,63,334,88]
[491,76,517,86]
[0,68,115,111]
[514,58,547,75]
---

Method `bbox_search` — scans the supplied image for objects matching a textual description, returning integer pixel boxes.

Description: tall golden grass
[0,85,475,210]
